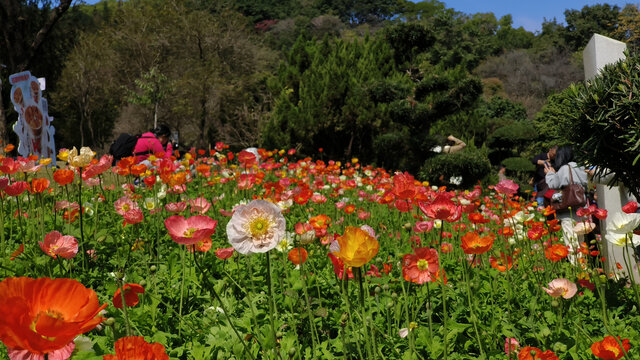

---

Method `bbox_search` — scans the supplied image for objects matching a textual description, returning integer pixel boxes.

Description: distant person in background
[134,124,173,164]
[532,145,557,208]
[431,135,466,154]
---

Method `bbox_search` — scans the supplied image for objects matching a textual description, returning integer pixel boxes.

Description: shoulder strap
[568,165,575,185]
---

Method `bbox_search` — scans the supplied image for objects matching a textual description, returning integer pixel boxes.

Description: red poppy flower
[288,247,308,265]
[591,336,630,360]
[392,172,417,200]
[103,336,168,360]
[327,253,353,280]
[0,157,19,175]
[113,283,145,309]
[4,181,28,196]
[53,169,75,186]
[0,277,106,356]
[418,194,461,222]
[461,232,494,255]
[518,347,559,360]
[402,247,440,284]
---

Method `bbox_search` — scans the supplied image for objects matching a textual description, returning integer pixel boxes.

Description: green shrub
[418,149,491,188]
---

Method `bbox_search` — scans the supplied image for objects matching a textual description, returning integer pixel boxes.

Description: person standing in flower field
[532,145,557,208]
[544,146,588,263]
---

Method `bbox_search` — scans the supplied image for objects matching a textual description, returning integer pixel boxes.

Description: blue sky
[80,0,634,33]
[441,1,635,32]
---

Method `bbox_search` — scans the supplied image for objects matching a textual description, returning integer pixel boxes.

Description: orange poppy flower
[333,226,379,268]
[542,206,556,216]
[591,336,630,360]
[103,336,169,360]
[468,212,490,224]
[130,164,147,177]
[4,144,14,152]
[309,214,331,230]
[489,252,513,272]
[288,247,308,265]
[113,283,145,309]
[30,178,50,194]
[461,231,494,255]
[344,204,356,214]
[53,169,75,186]
[0,277,106,356]
[545,244,569,262]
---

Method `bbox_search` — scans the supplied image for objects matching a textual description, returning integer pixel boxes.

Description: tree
[127,67,173,130]
[549,52,640,200]
[613,4,640,51]
[564,4,620,51]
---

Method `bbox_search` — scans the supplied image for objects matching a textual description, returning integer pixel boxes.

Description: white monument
[583,34,640,282]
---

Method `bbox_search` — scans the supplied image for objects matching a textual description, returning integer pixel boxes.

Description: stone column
[583,34,640,281]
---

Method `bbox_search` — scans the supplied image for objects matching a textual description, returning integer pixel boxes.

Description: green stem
[178,246,186,337]
[464,257,485,357]
[118,280,133,337]
[299,251,319,354]
[192,251,255,360]
[265,252,282,359]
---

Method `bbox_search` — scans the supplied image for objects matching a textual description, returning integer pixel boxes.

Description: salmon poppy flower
[543,278,577,299]
[591,336,631,360]
[460,231,494,255]
[103,336,168,360]
[165,215,218,245]
[545,244,569,262]
[288,247,308,265]
[53,169,75,186]
[227,200,286,254]
[39,231,78,259]
[113,283,145,309]
[0,277,106,357]
[402,247,440,284]
[189,197,211,214]
[332,226,379,268]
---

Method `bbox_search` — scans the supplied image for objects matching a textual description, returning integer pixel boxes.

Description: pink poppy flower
[494,179,519,196]
[39,231,78,259]
[114,196,138,216]
[226,199,286,254]
[504,337,519,356]
[413,221,434,233]
[543,278,578,299]
[165,215,218,245]
[8,341,75,360]
[165,201,187,213]
[215,247,235,260]
[55,201,80,212]
[123,209,144,226]
[189,197,211,214]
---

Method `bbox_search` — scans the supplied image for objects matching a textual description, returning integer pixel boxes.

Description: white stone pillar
[583,34,639,282]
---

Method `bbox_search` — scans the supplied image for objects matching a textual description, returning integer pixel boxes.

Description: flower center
[249,217,271,238]
[417,259,430,271]
[183,227,197,238]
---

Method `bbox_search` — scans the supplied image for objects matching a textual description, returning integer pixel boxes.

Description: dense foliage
[2,0,640,187]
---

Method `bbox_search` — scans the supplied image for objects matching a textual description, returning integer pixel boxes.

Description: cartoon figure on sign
[8,71,55,159]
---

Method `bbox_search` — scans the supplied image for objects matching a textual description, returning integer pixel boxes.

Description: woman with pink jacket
[133,124,173,164]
